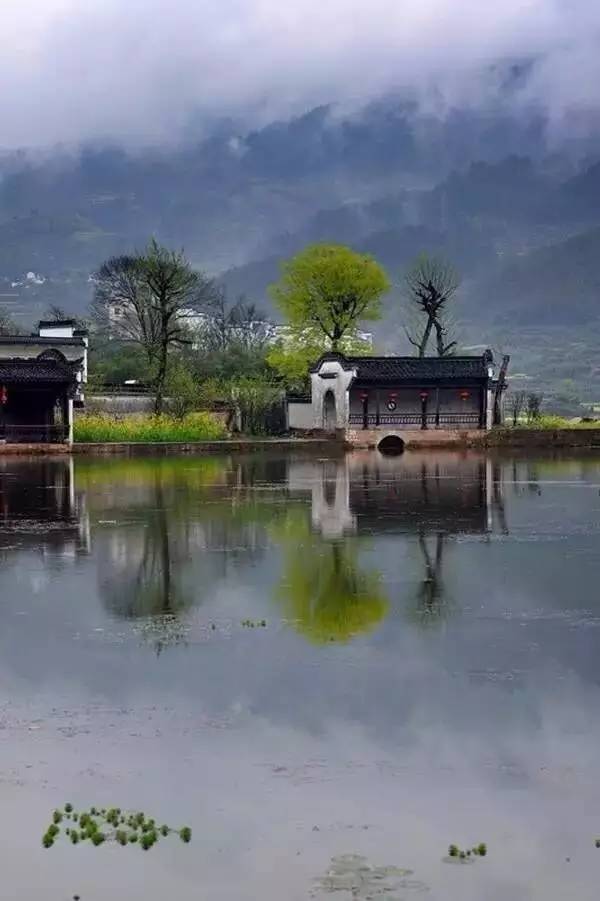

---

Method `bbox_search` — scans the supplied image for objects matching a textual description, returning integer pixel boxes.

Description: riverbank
[1,428,600,455]
[0,437,344,456]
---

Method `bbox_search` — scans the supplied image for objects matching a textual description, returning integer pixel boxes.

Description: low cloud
[1,0,599,147]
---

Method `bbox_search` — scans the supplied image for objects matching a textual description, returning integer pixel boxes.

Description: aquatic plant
[42,805,192,852]
[446,842,488,862]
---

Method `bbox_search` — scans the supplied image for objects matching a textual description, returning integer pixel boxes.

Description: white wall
[287,401,313,431]
[310,360,356,429]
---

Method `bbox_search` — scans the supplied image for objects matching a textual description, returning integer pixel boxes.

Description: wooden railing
[0,424,68,443]
[348,412,481,429]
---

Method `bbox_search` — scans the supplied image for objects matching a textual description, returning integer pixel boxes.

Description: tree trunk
[154,339,168,415]
[418,318,434,357]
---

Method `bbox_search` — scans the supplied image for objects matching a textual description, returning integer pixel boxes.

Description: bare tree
[92,240,216,414]
[404,254,460,357]
[201,291,269,353]
[526,392,543,423]
[506,390,527,427]
[44,304,69,321]
[0,306,18,336]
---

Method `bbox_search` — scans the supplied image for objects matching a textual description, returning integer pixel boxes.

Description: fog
[1,0,599,147]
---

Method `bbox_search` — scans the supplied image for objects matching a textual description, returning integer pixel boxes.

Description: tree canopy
[92,239,216,413]
[270,243,390,351]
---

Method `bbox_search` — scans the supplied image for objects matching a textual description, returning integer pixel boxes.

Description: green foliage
[506,415,600,429]
[42,805,192,851]
[266,326,372,391]
[229,376,283,435]
[446,842,487,861]
[74,412,227,443]
[165,360,200,419]
[270,243,389,350]
[87,338,151,388]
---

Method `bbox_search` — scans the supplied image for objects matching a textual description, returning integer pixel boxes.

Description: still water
[2,450,600,900]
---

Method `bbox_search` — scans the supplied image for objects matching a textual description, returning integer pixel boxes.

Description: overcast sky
[1,0,599,148]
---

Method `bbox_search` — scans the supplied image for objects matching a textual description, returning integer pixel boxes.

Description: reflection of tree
[99,478,194,652]
[408,531,451,627]
[275,511,388,644]
[94,459,278,652]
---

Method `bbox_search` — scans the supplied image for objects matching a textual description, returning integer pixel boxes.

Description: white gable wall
[310,359,356,429]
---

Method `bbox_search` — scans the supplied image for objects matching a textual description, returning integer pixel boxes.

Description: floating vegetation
[447,842,487,862]
[314,854,427,898]
[595,839,600,849]
[241,619,267,628]
[42,805,193,851]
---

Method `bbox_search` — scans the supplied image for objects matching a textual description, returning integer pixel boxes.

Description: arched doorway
[323,390,337,433]
[377,434,405,456]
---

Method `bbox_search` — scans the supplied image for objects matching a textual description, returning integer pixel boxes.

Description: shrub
[74,412,227,443]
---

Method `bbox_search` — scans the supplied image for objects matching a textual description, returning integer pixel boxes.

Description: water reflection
[3,451,600,900]
[0,457,89,558]
[284,453,508,634]
[0,452,510,645]
[275,508,389,643]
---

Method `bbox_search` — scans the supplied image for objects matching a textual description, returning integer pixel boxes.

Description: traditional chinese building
[287,350,508,443]
[0,320,88,444]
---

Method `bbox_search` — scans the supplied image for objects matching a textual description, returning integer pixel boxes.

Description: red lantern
[359,391,369,400]
[459,390,470,400]
[0,385,7,406]
[420,391,429,401]
[388,391,398,399]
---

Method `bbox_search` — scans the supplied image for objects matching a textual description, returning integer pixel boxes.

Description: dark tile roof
[312,352,491,381]
[350,356,489,380]
[0,359,76,383]
[0,335,86,346]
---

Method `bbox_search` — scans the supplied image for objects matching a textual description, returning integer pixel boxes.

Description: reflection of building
[289,453,506,539]
[288,351,508,440]
[0,458,90,556]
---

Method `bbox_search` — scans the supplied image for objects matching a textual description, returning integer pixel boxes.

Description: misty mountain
[0,99,599,380]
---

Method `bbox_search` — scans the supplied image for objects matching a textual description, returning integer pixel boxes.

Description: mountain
[0,96,599,406]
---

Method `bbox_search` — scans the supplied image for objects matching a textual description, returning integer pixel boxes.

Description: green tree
[165,359,199,420]
[266,326,372,392]
[270,243,389,352]
[92,239,216,414]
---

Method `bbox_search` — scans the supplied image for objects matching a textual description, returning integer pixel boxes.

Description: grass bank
[74,412,228,443]
[513,415,600,429]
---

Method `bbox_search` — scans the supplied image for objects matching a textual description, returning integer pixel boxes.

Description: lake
[2,449,600,900]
